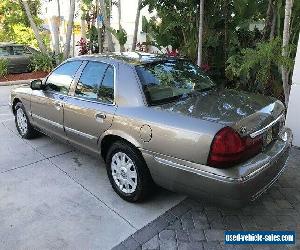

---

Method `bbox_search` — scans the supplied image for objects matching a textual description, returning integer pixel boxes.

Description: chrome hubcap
[16,108,28,135]
[111,152,137,194]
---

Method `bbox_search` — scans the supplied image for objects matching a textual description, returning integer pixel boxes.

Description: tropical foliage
[0,0,49,49]
[0,58,8,77]
[109,27,127,51]
[142,0,300,101]
[29,53,54,73]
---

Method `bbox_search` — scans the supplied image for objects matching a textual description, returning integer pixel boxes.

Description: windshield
[136,60,216,105]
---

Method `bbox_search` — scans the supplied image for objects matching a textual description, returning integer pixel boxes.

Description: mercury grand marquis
[9,52,293,206]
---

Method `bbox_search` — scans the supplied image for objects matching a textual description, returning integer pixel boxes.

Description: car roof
[70,52,180,66]
[0,42,25,47]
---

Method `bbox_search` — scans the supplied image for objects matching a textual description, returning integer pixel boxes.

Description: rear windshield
[136,60,216,105]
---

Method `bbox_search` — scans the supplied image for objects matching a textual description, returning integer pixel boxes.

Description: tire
[106,141,153,202]
[14,102,38,139]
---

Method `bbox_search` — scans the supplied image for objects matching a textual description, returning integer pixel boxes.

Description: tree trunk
[80,0,86,40]
[263,0,274,41]
[81,17,87,39]
[56,0,61,51]
[224,0,229,67]
[22,0,47,54]
[49,17,60,57]
[197,0,204,66]
[270,4,276,40]
[63,0,76,59]
[99,0,114,52]
[106,0,114,52]
[282,0,294,107]
[96,0,103,53]
[118,0,122,30]
[131,0,142,51]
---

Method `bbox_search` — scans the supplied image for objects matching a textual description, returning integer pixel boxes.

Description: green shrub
[29,52,54,72]
[226,38,295,97]
[0,58,8,77]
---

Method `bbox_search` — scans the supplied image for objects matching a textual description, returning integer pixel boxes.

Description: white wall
[110,0,154,51]
[286,34,300,147]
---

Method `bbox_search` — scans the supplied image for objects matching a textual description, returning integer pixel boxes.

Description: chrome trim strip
[151,129,291,184]
[153,155,239,183]
[69,95,116,107]
[32,114,63,129]
[249,113,284,138]
[65,126,97,140]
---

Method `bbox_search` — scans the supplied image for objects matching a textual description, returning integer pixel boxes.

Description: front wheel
[106,141,153,202]
[14,102,38,139]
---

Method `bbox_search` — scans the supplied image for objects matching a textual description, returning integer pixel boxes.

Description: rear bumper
[142,127,292,207]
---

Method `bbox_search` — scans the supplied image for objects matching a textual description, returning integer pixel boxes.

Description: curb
[0,79,33,86]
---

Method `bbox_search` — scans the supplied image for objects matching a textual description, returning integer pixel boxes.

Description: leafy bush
[29,52,54,72]
[0,58,8,77]
[226,38,295,97]
[12,24,50,50]
[109,27,127,51]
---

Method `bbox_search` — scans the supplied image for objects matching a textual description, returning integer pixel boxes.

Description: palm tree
[105,0,115,52]
[197,0,204,66]
[22,0,47,54]
[118,0,122,30]
[131,0,142,51]
[63,0,76,59]
[52,0,61,57]
[99,0,114,52]
[282,0,294,106]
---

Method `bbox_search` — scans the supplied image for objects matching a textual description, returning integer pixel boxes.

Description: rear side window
[75,62,107,101]
[75,62,114,104]
[99,66,114,104]
[45,61,82,94]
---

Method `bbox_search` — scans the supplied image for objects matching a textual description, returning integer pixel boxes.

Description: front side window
[136,60,216,105]
[75,62,107,101]
[45,61,82,94]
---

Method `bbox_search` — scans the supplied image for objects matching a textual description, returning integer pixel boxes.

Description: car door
[11,46,33,73]
[30,60,83,139]
[63,61,117,153]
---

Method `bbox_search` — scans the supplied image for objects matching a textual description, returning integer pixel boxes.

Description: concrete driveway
[0,85,185,250]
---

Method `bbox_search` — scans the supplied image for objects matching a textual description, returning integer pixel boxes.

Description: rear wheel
[106,141,153,202]
[14,102,38,139]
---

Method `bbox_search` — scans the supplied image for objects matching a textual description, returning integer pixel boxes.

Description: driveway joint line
[0,151,74,174]
[0,158,47,174]
[47,157,138,230]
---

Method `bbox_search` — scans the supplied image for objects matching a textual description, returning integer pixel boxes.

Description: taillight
[207,127,262,168]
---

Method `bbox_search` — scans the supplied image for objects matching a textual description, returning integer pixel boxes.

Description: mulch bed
[0,71,48,83]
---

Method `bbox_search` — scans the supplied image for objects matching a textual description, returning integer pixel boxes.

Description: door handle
[95,113,106,122]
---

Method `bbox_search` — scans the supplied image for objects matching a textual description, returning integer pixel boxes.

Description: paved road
[0,85,185,250]
[114,153,300,250]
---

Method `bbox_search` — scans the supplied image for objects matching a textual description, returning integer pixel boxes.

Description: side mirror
[30,79,43,90]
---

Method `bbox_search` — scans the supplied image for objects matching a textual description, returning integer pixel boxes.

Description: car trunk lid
[157,88,285,137]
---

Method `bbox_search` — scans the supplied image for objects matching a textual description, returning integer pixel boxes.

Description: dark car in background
[0,43,39,73]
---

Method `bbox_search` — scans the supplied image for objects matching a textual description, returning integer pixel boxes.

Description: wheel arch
[99,130,142,162]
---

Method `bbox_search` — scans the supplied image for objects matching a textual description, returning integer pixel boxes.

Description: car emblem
[240,127,247,134]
